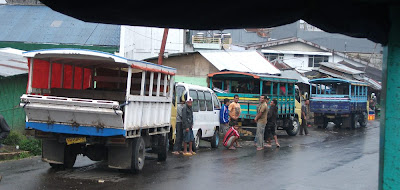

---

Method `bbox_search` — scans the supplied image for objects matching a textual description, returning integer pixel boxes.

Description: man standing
[265,99,280,147]
[300,99,310,136]
[182,97,195,156]
[0,114,10,149]
[254,95,268,150]
[228,95,241,127]
[220,98,230,135]
[172,95,185,155]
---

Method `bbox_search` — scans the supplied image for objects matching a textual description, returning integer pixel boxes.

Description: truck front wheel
[286,118,299,136]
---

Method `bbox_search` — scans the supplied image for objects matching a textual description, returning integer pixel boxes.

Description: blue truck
[309,78,369,129]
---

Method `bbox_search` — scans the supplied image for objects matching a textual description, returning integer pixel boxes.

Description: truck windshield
[311,83,349,96]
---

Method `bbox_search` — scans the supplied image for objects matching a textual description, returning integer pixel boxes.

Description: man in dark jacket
[0,114,10,148]
[265,99,280,147]
[182,97,195,156]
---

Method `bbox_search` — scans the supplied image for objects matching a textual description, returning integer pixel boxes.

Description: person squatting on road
[182,97,196,156]
[172,95,186,155]
[223,121,241,150]
[265,99,280,147]
[300,99,310,136]
[220,98,230,136]
[254,95,268,151]
[0,114,10,149]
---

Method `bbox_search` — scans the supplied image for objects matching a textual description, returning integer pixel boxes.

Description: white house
[235,37,376,73]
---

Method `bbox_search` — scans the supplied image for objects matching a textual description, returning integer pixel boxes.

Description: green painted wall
[379,6,400,190]
[0,74,28,131]
[0,42,119,54]
[175,76,208,87]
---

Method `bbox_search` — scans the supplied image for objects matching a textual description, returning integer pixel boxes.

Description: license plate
[326,115,335,119]
[66,137,86,145]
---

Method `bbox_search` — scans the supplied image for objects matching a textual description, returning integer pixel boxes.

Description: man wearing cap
[182,97,195,156]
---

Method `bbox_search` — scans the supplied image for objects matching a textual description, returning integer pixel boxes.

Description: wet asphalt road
[0,120,380,190]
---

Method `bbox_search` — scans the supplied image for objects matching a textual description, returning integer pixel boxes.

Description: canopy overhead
[39,0,391,45]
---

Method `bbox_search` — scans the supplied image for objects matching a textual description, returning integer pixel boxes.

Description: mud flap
[107,142,133,170]
[42,139,65,164]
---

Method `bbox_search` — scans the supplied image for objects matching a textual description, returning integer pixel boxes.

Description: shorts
[224,136,237,148]
[183,128,195,143]
[229,119,240,127]
[264,123,276,139]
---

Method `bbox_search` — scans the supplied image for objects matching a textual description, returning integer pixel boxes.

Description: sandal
[191,152,196,155]
[183,152,192,156]
[276,143,280,147]
[228,146,236,150]
[256,147,264,151]
[264,144,272,148]
[172,151,180,155]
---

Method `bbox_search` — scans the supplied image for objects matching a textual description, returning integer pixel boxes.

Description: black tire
[286,118,300,136]
[157,135,168,162]
[63,145,77,169]
[360,112,368,128]
[131,137,145,172]
[194,130,202,151]
[210,129,219,148]
[351,114,359,129]
[333,119,342,129]
[49,163,63,169]
[323,118,329,129]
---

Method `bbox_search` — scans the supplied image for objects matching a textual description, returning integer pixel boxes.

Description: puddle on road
[54,156,128,183]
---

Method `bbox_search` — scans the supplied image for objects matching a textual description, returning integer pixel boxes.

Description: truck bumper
[26,122,126,137]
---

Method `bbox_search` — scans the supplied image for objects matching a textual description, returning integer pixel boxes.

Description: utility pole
[158,28,169,65]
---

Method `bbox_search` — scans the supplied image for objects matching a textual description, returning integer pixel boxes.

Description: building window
[294,54,304,57]
[264,53,284,61]
[308,55,329,67]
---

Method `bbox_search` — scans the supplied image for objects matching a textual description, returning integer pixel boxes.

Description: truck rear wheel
[50,145,77,169]
[64,145,78,169]
[131,137,145,172]
[286,118,299,136]
[351,114,359,129]
[157,135,168,162]
[360,112,368,128]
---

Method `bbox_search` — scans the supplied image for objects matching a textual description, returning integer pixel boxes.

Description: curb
[0,151,29,160]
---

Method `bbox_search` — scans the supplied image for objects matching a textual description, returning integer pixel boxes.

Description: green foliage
[2,130,42,156]
[2,130,23,146]
[19,137,42,156]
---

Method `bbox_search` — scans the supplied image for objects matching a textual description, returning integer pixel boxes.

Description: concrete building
[119,26,186,60]
[144,50,280,87]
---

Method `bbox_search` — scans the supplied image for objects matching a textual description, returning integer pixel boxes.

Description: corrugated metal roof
[319,62,365,75]
[0,5,120,46]
[280,70,309,85]
[198,50,281,75]
[0,49,28,77]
